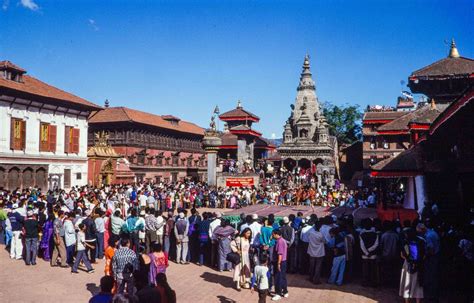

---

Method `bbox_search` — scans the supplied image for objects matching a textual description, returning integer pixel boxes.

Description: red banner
[226,177,254,187]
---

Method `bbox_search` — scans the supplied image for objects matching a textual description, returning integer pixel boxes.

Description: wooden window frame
[10,118,26,151]
[65,126,80,154]
[39,123,57,152]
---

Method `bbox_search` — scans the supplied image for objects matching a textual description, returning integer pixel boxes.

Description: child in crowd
[72,223,95,274]
[251,254,270,303]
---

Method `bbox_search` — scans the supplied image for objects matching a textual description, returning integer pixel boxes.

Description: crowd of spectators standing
[0,181,472,302]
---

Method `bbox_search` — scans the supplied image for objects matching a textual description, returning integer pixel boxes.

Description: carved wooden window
[10,118,26,150]
[65,126,80,154]
[39,123,57,152]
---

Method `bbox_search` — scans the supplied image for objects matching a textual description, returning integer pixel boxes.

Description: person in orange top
[104,236,119,276]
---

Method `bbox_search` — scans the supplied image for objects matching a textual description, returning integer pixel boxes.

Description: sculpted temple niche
[278,55,337,188]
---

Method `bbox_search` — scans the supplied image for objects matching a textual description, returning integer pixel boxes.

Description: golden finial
[448,38,460,58]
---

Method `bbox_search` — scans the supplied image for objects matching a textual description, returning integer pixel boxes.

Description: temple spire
[298,54,315,91]
[448,38,460,58]
[302,54,311,76]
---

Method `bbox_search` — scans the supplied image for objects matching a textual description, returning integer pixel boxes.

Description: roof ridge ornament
[448,38,460,58]
[237,100,242,109]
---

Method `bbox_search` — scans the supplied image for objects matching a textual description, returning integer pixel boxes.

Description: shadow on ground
[86,282,100,296]
[216,295,238,303]
[200,271,236,288]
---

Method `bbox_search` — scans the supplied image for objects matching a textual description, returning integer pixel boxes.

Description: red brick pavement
[0,249,400,303]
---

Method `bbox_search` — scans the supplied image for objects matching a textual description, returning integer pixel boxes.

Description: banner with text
[226,177,254,187]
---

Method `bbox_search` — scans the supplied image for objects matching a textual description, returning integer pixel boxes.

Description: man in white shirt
[155,211,165,245]
[248,214,262,247]
[138,191,148,208]
[209,212,222,268]
[307,224,326,284]
[298,219,313,274]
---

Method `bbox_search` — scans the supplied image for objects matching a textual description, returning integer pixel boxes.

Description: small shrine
[202,101,275,187]
[87,131,134,186]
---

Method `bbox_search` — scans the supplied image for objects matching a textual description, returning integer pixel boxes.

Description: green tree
[322,101,362,145]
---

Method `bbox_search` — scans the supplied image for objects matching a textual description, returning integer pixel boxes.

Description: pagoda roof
[219,106,260,122]
[362,111,407,123]
[0,60,101,110]
[87,145,120,158]
[377,103,448,133]
[228,125,262,137]
[410,56,474,79]
[89,107,204,136]
[370,145,423,177]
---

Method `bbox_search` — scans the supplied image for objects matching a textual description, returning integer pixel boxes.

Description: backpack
[188,216,198,236]
[405,241,421,274]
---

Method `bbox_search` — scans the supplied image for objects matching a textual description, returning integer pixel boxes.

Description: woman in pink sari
[141,242,169,286]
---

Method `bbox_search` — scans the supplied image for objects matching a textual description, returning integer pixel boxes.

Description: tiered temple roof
[217,101,274,149]
[408,40,474,102]
[410,41,474,79]
[219,101,260,122]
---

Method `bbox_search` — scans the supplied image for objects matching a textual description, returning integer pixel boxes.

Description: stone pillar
[207,151,218,186]
[202,130,222,187]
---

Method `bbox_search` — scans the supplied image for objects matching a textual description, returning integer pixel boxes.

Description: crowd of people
[0,180,473,303]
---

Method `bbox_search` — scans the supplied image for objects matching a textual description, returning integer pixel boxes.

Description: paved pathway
[0,247,400,303]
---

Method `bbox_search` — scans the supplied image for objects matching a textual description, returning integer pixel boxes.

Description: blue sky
[1,0,472,138]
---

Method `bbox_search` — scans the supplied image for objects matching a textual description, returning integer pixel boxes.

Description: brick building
[88,105,206,184]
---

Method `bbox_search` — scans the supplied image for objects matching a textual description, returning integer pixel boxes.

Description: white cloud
[88,19,99,31]
[2,0,10,10]
[20,0,39,11]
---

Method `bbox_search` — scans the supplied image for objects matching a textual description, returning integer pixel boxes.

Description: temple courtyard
[0,248,399,303]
